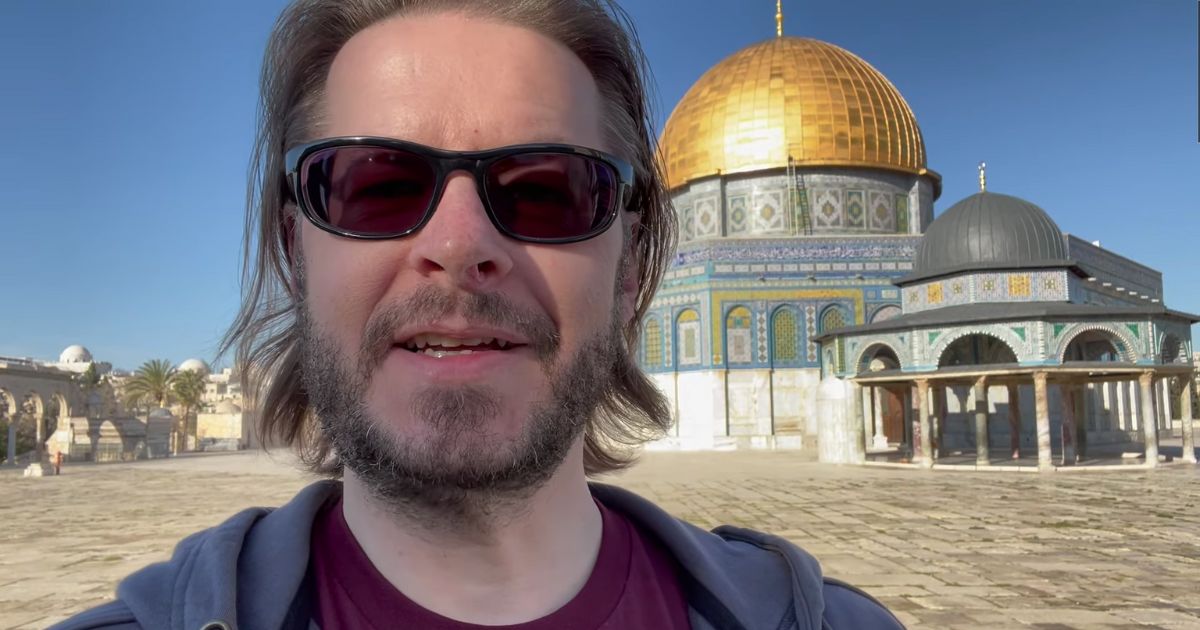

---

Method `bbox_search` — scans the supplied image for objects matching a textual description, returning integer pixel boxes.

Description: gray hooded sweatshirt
[51,481,903,630]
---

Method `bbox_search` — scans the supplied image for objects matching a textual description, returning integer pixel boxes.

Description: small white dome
[215,401,242,414]
[59,345,93,363]
[178,358,210,376]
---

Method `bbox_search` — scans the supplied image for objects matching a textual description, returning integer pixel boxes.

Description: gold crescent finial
[776,0,783,37]
[978,162,987,192]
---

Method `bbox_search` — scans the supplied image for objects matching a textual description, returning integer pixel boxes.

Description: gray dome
[908,192,1069,282]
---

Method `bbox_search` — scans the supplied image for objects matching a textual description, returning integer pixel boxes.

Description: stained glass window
[821,306,848,372]
[642,317,662,367]
[677,309,701,366]
[821,306,847,333]
[772,308,799,363]
[726,306,752,364]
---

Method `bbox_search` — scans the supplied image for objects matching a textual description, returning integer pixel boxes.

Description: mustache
[357,285,560,376]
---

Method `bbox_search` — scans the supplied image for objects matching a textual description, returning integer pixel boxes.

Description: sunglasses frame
[285,136,636,245]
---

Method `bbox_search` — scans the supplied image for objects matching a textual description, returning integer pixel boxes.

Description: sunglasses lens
[300,146,436,236]
[485,153,618,241]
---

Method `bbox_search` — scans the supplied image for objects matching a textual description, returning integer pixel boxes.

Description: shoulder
[715,525,904,628]
[590,483,903,629]
[822,577,905,629]
[48,601,141,630]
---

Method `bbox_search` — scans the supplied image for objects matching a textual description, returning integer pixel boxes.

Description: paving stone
[4,450,1200,629]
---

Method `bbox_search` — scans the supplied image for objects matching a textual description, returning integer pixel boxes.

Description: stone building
[818,187,1196,469]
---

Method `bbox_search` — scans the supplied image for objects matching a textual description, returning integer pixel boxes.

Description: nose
[405,173,515,291]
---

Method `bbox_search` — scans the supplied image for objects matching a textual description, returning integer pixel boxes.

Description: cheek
[529,238,622,343]
[301,227,398,346]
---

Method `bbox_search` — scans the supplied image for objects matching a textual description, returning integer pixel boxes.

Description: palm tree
[124,359,176,412]
[172,370,206,452]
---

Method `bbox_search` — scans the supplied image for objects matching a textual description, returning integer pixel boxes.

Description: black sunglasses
[285,137,635,244]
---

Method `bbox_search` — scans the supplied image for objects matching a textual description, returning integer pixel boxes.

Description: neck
[341,439,602,625]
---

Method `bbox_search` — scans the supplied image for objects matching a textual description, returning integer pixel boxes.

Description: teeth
[422,348,474,358]
[405,334,505,350]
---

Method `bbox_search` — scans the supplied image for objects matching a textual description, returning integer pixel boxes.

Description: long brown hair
[220,0,677,476]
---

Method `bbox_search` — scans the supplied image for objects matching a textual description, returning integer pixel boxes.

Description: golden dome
[660,36,929,190]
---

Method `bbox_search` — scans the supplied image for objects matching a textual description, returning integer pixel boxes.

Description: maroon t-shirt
[309,496,692,630]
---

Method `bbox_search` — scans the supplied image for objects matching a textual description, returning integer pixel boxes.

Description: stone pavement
[2,450,1199,629]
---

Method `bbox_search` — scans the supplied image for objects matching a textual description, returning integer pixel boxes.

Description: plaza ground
[2,449,1198,629]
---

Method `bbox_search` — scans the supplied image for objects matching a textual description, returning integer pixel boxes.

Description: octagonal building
[642,31,940,449]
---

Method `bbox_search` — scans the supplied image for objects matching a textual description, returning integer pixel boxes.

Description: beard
[298,284,625,527]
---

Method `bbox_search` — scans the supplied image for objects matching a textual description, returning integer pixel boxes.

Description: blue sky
[1,0,1196,371]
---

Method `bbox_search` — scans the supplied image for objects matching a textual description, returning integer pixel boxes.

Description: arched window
[820,306,849,372]
[642,317,662,368]
[771,308,800,365]
[1161,334,1185,364]
[820,305,848,333]
[1063,330,1123,363]
[939,334,1018,367]
[725,306,752,364]
[720,306,748,362]
[676,309,702,366]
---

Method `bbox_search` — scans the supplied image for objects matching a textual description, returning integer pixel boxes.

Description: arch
[870,304,902,323]
[641,317,663,368]
[724,305,753,364]
[819,305,851,373]
[49,392,70,431]
[675,309,703,367]
[1055,324,1138,363]
[22,391,44,421]
[770,306,801,366]
[855,342,903,374]
[929,326,1026,367]
[1062,330,1127,363]
[0,387,16,418]
[1160,333,1187,364]
[937,333,1018,368]
[819,304,850,334]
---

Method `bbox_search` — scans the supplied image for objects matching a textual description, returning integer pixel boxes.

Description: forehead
[321,12,605,151]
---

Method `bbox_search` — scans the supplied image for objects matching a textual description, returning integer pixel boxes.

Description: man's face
[297,12,633,501]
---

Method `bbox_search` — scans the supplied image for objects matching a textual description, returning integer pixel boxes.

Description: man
[56,1,902,628]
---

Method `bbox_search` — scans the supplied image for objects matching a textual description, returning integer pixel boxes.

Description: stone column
[1127,379,1140,431]
[1181,376,1196,464]
[1007,383,1021,459]
[1139,371,1159,466]
[933,386,947,460]
[864,384,873,451]
[917,378,932,468]
[1034,372,1053,472]
[1059,382,1076,466]
[1076,386,1088,460]
[1116,379,1131,431]
[974,377,990,465]
[872,387,888,449]
[6,420,16,466]
[905,385,914,449]
[1159,378,1172,436]
[851,382,867,459]
[35,413,45,461]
